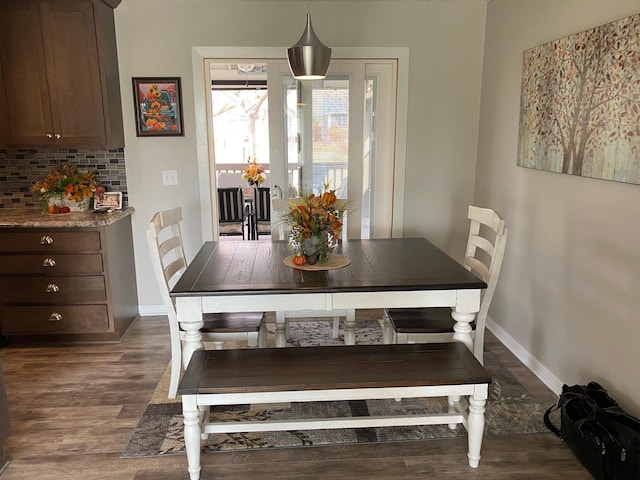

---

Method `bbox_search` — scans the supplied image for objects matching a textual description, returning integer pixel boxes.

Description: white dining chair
[382,205,508,364]
[271,198,352,340]
[147,207,267,398]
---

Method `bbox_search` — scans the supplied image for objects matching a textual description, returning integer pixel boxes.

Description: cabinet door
[0,0,56,146]
[0,0,110,147]
[39,0,107,146]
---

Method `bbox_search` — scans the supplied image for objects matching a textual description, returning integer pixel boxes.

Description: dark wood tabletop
[171,238,486,298]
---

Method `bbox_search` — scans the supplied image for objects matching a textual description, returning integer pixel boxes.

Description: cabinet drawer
[1,305,109,334]
[1,276,106,303]
[0,254,103,275]
[0,231,101,253]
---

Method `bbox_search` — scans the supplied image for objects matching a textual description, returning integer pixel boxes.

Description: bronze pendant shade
[287,13,332,80]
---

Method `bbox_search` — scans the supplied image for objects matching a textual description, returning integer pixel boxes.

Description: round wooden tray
[283,254,351,271]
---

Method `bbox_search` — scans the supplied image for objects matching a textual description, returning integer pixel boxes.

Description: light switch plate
[162,170,179,185]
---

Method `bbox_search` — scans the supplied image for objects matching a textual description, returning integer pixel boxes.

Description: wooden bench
[178,342,492,480]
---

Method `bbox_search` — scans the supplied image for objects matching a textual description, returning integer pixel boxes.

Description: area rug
[122,320,549,458]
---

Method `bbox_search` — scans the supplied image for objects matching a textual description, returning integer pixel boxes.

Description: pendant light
[287,11,331,80]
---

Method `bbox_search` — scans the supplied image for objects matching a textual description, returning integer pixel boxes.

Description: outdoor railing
[215,162,348,197]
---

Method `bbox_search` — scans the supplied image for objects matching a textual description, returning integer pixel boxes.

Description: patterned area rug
[121,319,548,458]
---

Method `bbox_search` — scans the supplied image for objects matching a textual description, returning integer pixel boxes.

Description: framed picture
[132,77,184,137]
[94,192,123,210]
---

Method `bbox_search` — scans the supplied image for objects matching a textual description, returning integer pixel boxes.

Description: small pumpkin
[293,254,307,266]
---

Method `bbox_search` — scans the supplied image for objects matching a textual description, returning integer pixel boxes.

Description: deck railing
[215,163,348,197]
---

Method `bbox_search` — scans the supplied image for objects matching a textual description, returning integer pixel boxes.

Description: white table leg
[275,311,287,348]
[466,391,487,468]
[176,297,204,366]
[182,395,202,480]
[451,310,475,353]
[447,394,460,430]
[343,309,356,345]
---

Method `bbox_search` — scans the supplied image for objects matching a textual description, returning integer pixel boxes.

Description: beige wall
[478,0,640,415]
[114,1,487,309]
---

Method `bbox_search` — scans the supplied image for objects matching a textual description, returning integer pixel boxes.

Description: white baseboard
[138,305,167,316]
[486,317,563,396]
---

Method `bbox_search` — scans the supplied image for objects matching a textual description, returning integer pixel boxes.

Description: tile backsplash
[0,148,128,209]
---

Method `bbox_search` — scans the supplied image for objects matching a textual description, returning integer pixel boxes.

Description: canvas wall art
[517,14,640,184]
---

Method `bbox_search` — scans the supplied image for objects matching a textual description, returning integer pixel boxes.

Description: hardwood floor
[0,314,592,479]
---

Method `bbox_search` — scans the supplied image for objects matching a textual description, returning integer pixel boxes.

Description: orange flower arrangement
[31,164,101,208]
[241,156,266,185]
[285,187,345,263]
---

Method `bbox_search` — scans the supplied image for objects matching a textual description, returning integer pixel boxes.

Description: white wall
[477,0,640,415]
[114,0,487,310]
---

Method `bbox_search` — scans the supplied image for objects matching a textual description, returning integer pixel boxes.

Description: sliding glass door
[270,60,396,239]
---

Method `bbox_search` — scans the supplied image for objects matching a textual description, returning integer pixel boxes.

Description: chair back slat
[254,187,271,222]
[218,188,245,223]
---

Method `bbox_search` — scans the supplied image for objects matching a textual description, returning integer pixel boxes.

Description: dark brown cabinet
[0,0,123,148]
[0,214,138,343]
[0,356,9,473]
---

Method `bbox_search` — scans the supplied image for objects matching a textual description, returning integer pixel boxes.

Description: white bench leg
[182,395,202,480]
[466,393,486,468]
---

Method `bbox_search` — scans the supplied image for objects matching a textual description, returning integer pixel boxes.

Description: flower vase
[48,196,91,212]
[303,232,331,264]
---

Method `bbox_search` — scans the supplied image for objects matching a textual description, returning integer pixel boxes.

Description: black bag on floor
[544,382,640,480]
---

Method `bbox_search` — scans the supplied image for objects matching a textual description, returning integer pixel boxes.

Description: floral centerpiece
[284,187,346,265]
[31,164,103,211]
[241,156,266,185]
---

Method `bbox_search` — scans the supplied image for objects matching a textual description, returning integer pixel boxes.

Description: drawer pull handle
[46,133,53,139]
[49,313,63,322]
[46,283,60,293]
[40,235,54,245]
[55,134,61,140]
[42,258,57,267]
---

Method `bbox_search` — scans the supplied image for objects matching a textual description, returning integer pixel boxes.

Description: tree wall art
[517,13,640,184]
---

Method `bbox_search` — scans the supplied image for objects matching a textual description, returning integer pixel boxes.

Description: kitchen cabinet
[0,356,9,474]
[0,211,138,343]
[0,0,124,148]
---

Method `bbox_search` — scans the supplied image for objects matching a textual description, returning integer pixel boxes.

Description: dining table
[171,237,487,366]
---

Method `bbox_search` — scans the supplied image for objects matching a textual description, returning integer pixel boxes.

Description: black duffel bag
[544,382,640,480]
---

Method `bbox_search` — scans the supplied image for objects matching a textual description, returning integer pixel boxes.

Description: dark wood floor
[0,314,592,479]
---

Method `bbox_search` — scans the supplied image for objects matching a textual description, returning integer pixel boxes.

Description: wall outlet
[162,170,179,185]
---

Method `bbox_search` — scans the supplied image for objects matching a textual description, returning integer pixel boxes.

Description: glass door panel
[270,60,396,240]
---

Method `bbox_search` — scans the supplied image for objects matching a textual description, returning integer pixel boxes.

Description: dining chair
[253,186,272,238]
[382,205,508,364]
[217,187,247,239]
[271,197,353,340]
[147,207,267,398]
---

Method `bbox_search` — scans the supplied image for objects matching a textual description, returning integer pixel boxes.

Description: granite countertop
[0,207,134,228]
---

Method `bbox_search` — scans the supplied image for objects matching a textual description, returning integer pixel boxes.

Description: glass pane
[211,89,269,165]
[284,77,349,199]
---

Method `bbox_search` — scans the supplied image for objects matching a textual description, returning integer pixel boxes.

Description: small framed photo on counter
[95,192,123,210]
[132,77,184,137]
